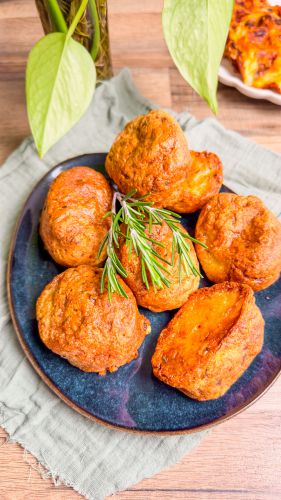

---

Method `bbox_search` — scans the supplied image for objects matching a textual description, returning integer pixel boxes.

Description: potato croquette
[106,110,223,212]
[152,282,264,401]
[36,265,151,374]
[40,167,112,267]
[105,110,191,206]
[195,193,281,291]
[166,151,223,213]
[117,221,200,312]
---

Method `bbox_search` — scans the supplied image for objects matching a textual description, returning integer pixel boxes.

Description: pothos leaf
[162,0,234,113]
[26,1,96,157]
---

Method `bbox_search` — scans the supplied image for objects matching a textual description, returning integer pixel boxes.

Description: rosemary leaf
[97,232,108,259]
[97,188,206,299]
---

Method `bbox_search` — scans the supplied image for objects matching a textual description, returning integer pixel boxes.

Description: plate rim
[6,153,281,435]
[219,60,281,106]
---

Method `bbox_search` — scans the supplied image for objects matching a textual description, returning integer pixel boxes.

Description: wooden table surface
[1,1,281,499]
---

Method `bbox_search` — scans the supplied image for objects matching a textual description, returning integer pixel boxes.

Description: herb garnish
[98,189,206,299]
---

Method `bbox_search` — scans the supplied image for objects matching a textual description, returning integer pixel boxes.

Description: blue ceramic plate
[7,154,281,434]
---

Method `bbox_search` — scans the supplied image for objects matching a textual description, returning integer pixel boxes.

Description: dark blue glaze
[9,154,281,432]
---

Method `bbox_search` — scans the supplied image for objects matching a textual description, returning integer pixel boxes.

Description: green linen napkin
[1,69,281,500]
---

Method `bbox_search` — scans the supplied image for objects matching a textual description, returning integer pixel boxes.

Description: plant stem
[47,0,68,33]
[35,0,112,80]
[108,191,118,248]
[89,0,101,60]
[67,0,89,39]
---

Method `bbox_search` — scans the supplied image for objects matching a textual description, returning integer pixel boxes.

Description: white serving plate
[219,0,281,105]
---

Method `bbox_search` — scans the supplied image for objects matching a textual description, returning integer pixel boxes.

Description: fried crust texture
[105,110,191,206]
[40,167,112,267]
[117,221,200,312]
[195,193,281,291]
[36,265,151,374]
[165,151,223,213]
[106,110,223,212]
[152,282,264,400]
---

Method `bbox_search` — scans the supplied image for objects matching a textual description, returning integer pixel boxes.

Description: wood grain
[0,0,281,499]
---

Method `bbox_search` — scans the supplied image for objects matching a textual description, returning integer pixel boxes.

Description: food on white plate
[231,0,269,26]
[225,0,281,93]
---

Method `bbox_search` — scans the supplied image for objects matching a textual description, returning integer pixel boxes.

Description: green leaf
[26,31,96,157]
[162,0,233,113]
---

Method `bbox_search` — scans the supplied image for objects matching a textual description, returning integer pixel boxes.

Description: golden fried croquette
[152,282,264,401]
[117,221,200,312]
[226,2,281,93]
[36,265,151,374]
[165,151,223,213]
[40,167,112,267]
[106,110,223,212]
[105,110,191,206]
[195,193,281,291]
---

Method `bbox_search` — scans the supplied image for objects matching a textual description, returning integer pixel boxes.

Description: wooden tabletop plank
[0,1,281,499]
[1,377,281,499]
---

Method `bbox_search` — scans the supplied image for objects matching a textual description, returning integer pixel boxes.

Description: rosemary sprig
[138,204,206,283]
[99,189,207,299]
[99,192,128,300]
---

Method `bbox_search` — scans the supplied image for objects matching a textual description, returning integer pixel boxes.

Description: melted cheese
[225,1,281,93]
